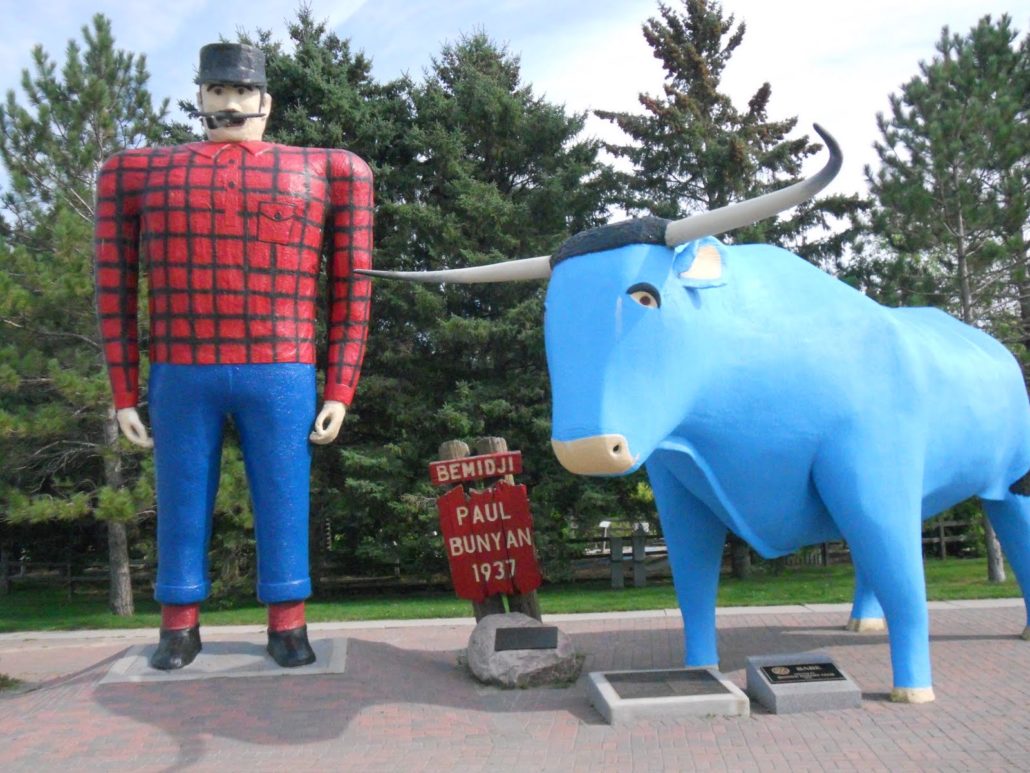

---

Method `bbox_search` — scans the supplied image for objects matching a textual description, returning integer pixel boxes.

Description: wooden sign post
[434,437,542,621]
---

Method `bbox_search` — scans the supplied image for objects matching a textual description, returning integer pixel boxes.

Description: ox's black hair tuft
[551,216,671,268]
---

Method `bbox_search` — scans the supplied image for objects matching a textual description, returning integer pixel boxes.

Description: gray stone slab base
[99,637,346,684]
[587,667,749,724]
[746,651,861,714]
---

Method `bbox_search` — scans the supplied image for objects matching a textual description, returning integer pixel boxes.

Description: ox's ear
[673,237,726,289]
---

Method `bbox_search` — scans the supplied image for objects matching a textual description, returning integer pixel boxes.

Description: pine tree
[597,0,862,263]
[336,32,644,579]
[237,9,419,583]
[864,14,1029,582]
[599,0,865,576]
[0,15,170,613]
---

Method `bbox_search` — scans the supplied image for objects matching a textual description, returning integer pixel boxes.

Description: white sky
[0,0,1025,198]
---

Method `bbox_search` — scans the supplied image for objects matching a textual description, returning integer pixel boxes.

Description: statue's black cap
[551,216,670,268]
[195,43,266,87]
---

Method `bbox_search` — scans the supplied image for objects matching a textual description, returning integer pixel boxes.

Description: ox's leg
[647,456,726,668]
[847,564,886,632]
[814,445,933,703]
[981,494,1030,639]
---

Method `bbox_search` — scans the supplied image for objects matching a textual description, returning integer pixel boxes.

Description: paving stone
[0,601,1026,771]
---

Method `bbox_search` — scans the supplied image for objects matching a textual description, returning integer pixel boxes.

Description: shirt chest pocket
[255,200,305,244]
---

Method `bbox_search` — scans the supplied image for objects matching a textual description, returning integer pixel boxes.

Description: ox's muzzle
[551,434,636,476]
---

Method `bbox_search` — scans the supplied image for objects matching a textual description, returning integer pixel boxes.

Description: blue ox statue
[364,126,1030,703]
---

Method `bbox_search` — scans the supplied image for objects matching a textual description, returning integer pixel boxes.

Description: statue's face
[198,83,271,143]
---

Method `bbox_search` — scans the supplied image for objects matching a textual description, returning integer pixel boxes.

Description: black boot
[150,625,202,670]
[267,624,316,667]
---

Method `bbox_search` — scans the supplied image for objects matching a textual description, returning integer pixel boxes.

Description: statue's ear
[262,92,273,116]
[673,237,726,288]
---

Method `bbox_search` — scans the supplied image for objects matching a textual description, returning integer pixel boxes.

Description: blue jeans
[149,364,315,605]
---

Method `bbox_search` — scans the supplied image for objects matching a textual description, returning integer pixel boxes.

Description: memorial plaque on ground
[495,626,558,651]
[606,669,727,699]
[746,652,861,714]
[587,668,749,724]
[760,662,846,684]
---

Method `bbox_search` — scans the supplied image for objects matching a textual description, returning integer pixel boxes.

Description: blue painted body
[545,237,1030,690]
[149,363,315,605]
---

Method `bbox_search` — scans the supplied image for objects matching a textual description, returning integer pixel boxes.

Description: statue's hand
[116,407,154,449]
[310,400,346,445]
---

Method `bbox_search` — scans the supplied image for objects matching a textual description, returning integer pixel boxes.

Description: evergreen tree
[597,0,861,263]
[863,14,1029,582]
[0,15,170,613]
[339,32,643,579]
[233,17,635,585]
[598,0,865,576]
[239,9,418,582]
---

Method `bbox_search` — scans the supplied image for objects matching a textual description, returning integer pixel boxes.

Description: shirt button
[227,181,236,189]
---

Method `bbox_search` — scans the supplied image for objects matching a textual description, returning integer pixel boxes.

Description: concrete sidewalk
[1,600,1027,771]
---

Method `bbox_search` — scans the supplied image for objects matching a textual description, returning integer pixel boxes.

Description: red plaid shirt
[95,141,373,409]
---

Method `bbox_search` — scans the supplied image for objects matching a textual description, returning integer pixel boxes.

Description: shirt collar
[187,141,274,159]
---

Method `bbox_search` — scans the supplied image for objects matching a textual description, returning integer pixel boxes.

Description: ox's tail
[1010,468,1030,497]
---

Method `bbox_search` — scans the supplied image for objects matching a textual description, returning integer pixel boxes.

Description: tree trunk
[103,408,135,615]
[1018,276,1030,373]
[955,214,1006,583]
[984,520,1006,583]
[728,534,751,580]
[0,542,10,596]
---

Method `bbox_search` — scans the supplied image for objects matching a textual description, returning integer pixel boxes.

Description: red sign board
[429,451,522,486]
[436,480,542,602]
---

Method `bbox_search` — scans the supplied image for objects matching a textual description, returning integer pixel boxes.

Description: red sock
[268,601,306,632]
[161,603,199,630]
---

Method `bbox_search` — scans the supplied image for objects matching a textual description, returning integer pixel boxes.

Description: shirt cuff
[112,390,138,410]
[323,382,354,406]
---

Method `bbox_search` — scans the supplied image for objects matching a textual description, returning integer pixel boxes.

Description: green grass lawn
[0,558,1020,634]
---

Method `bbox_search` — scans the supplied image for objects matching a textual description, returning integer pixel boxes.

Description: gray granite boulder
[466,612,579,688]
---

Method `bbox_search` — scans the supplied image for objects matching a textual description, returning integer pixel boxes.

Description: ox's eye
[627,282,661,309]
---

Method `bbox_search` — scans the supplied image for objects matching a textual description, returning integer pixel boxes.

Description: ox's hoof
[1022,626,1030,641]
[890,687,935,704]
[846,617,887,633]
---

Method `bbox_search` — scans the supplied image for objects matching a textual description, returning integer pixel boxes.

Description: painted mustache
[199,110,266,129]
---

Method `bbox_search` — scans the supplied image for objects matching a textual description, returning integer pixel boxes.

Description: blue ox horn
[359,124,841,283]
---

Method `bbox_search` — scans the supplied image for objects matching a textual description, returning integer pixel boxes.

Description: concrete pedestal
[746,652,861,714]
[587,667,749,724]
[99,637,346,684]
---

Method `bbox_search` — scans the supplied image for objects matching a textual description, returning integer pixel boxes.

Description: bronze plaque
[606,669,729,700]
[760,662,846,684]
[494,626,558,651]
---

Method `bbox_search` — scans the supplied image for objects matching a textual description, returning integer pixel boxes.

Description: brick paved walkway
[1,602,1027,771]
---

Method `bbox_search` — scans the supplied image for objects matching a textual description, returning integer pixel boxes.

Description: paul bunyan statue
[94,43,373,669]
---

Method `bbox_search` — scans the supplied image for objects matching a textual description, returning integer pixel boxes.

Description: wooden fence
[0,519,975,596]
